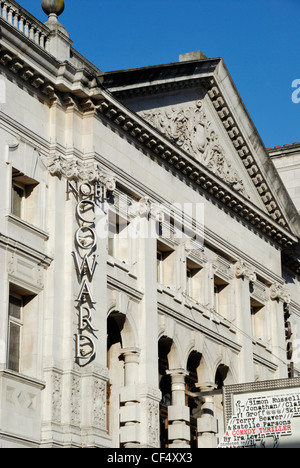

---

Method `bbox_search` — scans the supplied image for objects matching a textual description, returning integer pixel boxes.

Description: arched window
[158,337,173,448]
[215,364,230,438]
[107,312,126,446]
[186,351,202,448]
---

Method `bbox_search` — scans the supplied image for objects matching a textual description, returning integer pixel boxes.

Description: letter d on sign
[292,79,300,104]
[75,334,96,360]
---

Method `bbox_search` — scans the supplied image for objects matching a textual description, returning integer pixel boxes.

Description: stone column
[135,200,162,448]
[197,385,218,449]
[120,348,141,448]
[270,284,291,378]
[167,369,190,448]
[234,262,256,383]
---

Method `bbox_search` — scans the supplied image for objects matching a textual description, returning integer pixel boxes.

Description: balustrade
[0,0,50,50]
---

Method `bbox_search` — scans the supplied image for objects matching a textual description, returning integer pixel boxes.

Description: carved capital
[129,197,164,222]
[270,283,291,304]
[234,261,256,283]
[45,154,116,191]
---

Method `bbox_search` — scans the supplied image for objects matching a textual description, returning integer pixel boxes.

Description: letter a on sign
[77,280,96,304]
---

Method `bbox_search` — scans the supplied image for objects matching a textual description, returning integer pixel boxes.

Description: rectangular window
[12,183,25,218]
[213,276,229,318]
[214,285,220,313]
[186,268,193,297]
[251,298,266,341]
[157,251,163,284]
[186,260,203,302]
[11,168,39,224]
[108,211,131,264]
[157,241,175,288]
[8,295,23,373]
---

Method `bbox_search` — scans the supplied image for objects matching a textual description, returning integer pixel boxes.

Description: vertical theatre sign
[68,176,114,364]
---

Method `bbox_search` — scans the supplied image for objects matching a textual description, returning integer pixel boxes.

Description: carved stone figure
[141,101,247,196]
[141,100,207,156]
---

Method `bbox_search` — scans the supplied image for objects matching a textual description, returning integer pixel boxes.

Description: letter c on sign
[76,200,96,223]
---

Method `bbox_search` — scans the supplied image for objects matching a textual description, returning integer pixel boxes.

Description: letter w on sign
[73,252,97,280]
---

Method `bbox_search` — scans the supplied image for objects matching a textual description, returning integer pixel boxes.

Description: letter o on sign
[75,226,97,250]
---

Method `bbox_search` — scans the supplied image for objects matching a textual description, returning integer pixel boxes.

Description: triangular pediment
[102,58,300,239]
[136,94,266,210]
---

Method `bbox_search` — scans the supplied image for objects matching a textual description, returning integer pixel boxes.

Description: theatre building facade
[1,0,300,448]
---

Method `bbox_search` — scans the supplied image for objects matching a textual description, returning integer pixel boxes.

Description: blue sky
[23,0,300,148]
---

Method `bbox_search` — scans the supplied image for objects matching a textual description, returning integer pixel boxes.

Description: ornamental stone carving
[270,283,291,304]
[70,375,81,426]
[141,101,246,196]
[141,100,207,156]
[129,196,164,222]
[52,372,62,423]
[148,401,160,447]
[45,154,116,190]
[234,261,256,283]
[93,380,106,429]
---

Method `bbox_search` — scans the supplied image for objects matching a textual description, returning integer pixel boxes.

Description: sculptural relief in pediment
[141,100,248,198]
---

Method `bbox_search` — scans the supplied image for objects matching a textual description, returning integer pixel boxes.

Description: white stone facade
[0,1,300,448]
[270,143,300,213]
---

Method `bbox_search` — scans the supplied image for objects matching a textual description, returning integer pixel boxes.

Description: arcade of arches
[107,311,235,448]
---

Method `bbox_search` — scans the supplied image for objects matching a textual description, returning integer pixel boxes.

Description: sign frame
[222,377,300,448]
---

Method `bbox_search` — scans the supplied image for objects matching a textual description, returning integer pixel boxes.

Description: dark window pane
[12,184,24,218]
[8,322,21,372]
[9,296,22,320]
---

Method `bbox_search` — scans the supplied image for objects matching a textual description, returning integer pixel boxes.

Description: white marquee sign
[220,378,300,448]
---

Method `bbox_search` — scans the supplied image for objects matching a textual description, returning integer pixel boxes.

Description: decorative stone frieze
[93,379,107,430]
[141,101,247,197]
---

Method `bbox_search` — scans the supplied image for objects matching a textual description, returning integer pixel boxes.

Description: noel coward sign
[68,179,110,364]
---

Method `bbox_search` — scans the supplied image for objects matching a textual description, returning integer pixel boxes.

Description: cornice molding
[0,232,53,268]
[206,77,290,229]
